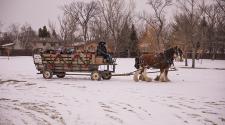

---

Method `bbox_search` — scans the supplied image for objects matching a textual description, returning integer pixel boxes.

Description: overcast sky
[0,0,184,32]
[0,0,72,31]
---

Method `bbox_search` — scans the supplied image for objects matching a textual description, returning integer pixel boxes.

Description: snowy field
[0,56,225,125]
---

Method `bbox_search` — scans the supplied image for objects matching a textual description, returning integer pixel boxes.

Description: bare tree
[216,0,225,13]
[63,1,99,42]
[215,1,225,57]
[176,0,202,68]
[199,2,221,59]
[197,0,225,60]
[48,20,56,33]
[172,14,195,66]
[58,16,68,41]
[58,14,79,44]
[8,23,20,41]
[48,20,58,38]
[98,0,133,56]
[140,0,172,51]
[20,23,36,49]
[89,14,110,42]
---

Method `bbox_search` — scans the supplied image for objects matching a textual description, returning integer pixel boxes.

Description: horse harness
[134,47,179,76]
[138,51,175,69]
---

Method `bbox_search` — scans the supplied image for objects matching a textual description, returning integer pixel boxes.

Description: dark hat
[99,41,106,45]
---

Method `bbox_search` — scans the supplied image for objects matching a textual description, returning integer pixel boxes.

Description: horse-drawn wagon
[33,42,116,80]
[33,41,180,82]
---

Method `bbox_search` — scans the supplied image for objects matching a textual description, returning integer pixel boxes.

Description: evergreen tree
[46,31,50,38]
[42,26,48,37]
[52,30,57,38]
[39,26,50,38]
[130,24,139,56]
[130,24,138,41]
[38,28,43,37]
[2,33,12,44]
[118,21,131,57]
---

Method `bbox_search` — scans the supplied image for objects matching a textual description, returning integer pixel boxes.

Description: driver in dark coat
[97,41,112,63]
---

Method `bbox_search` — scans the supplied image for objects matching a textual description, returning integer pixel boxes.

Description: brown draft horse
[133,46,179,82]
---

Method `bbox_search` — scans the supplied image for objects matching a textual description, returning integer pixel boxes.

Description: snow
[0,56,225,125]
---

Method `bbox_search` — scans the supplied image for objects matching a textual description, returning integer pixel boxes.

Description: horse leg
[133,70,140,82]
[139,74,144,81]
[165,68,170,82]
[142,68,152,82]
[159,69,166,82]
[154,75,160,81]
[138,67,145,81]
[154,68,162,81]
[133,67,142,82]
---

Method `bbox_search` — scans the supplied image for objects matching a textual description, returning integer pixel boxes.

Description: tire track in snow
[155,95,225,125]
[0,98,66,125]
[98,100,153,124]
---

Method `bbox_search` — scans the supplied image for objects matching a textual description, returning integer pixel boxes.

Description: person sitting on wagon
[97,41,112,63]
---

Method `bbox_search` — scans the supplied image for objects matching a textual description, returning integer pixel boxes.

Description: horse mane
[164,47,175,58]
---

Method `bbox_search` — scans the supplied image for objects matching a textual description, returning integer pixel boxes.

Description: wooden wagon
[33,49,116,80]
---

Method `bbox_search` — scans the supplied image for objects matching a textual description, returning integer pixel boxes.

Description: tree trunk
[84,26,88,42]
[128,49,130,58]
[156,35,161,51]
[184,46,188,66]
[185,52,188,66]
[192,47,196,68]
[212,48,216,60]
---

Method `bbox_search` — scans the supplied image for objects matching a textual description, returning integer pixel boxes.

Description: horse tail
[134,57,140,69]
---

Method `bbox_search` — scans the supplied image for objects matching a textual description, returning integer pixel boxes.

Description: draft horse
[133,46,179,82]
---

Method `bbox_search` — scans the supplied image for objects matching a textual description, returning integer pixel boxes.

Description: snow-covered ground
[0,56,225,125]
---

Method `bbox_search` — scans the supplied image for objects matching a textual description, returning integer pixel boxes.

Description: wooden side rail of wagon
[33,52,117,81]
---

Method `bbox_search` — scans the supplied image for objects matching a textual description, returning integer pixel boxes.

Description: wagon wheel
[56,72,66,78]
[43,70,53,79]
[102,71,112,80]
[91,71,101,81]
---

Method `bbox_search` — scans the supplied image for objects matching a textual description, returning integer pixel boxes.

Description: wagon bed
[33,51,116,80]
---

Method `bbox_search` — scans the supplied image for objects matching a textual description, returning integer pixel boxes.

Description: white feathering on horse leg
[164,68,170,82]
[143,68,152,82]
[165,71,170,82]
[154,75,160,81]
[159,70,166,82]
[139,74,145,81]
[133,70,140,82]
[165,76,170,82]
[162,73,167,82]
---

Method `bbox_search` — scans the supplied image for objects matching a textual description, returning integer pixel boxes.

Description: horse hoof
[145,78,152,82]
[133,72,140,82]
[154,76,160,81]
[160,79,170,82]
[133,77,139,82]
[134,79,139,82]
[139,75,145,81]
